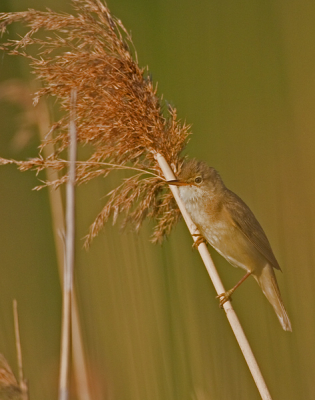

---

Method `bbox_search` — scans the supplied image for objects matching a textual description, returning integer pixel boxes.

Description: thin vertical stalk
[36,93,92,399]
[59,89,77,400]
[155,152,273,400]
[13,299,28,400]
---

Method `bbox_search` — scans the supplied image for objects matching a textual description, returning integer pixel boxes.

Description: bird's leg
[191,233,207,249]
[216,271,252,308]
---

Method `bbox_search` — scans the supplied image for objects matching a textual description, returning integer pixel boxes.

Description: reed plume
[0,0,191,245]
[0,354,23,400]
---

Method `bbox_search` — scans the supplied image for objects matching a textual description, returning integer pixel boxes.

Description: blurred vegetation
[1,0,315,399]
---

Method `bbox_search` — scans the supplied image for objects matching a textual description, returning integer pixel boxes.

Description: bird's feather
[223,189,281,270]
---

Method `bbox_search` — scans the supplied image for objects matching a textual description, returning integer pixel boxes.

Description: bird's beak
[167,179,189,186]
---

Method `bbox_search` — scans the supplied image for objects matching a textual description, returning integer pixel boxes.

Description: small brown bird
[168,159,292,331]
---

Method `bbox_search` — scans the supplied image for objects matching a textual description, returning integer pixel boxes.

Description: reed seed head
[0,0,191,245]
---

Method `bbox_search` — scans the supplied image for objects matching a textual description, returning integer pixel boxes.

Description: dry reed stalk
[59,89,77,400]
[0,1,273,399]
[13,300,28,400]
[35,90,93,400]
[0,79,93,400]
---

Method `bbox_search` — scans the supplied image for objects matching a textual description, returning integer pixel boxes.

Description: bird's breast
[179,188,225,240]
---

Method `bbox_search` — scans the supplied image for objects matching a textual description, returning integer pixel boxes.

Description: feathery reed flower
[0,0,191,245]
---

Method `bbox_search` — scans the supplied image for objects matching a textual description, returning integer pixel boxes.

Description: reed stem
[58,89,77,400]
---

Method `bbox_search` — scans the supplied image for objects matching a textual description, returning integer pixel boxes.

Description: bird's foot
[216,290,233,308]
[192,234,206,249]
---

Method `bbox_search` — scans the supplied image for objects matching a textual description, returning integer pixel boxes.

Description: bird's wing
[223,189,281,270]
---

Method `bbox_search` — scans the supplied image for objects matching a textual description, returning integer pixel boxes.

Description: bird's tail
[256,265,292,331]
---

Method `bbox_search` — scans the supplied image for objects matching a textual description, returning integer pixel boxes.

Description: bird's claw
[192,234,206,249]
[216,291,233,308]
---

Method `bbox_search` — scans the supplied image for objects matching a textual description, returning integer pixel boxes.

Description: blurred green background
[1,0,314,399]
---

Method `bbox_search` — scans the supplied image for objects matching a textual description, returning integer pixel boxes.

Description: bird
[168,159,292,331]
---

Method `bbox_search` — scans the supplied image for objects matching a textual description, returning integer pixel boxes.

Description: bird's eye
[194,176,202,184]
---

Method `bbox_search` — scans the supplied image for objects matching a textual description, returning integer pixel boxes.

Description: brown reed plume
[0,0,191,245]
